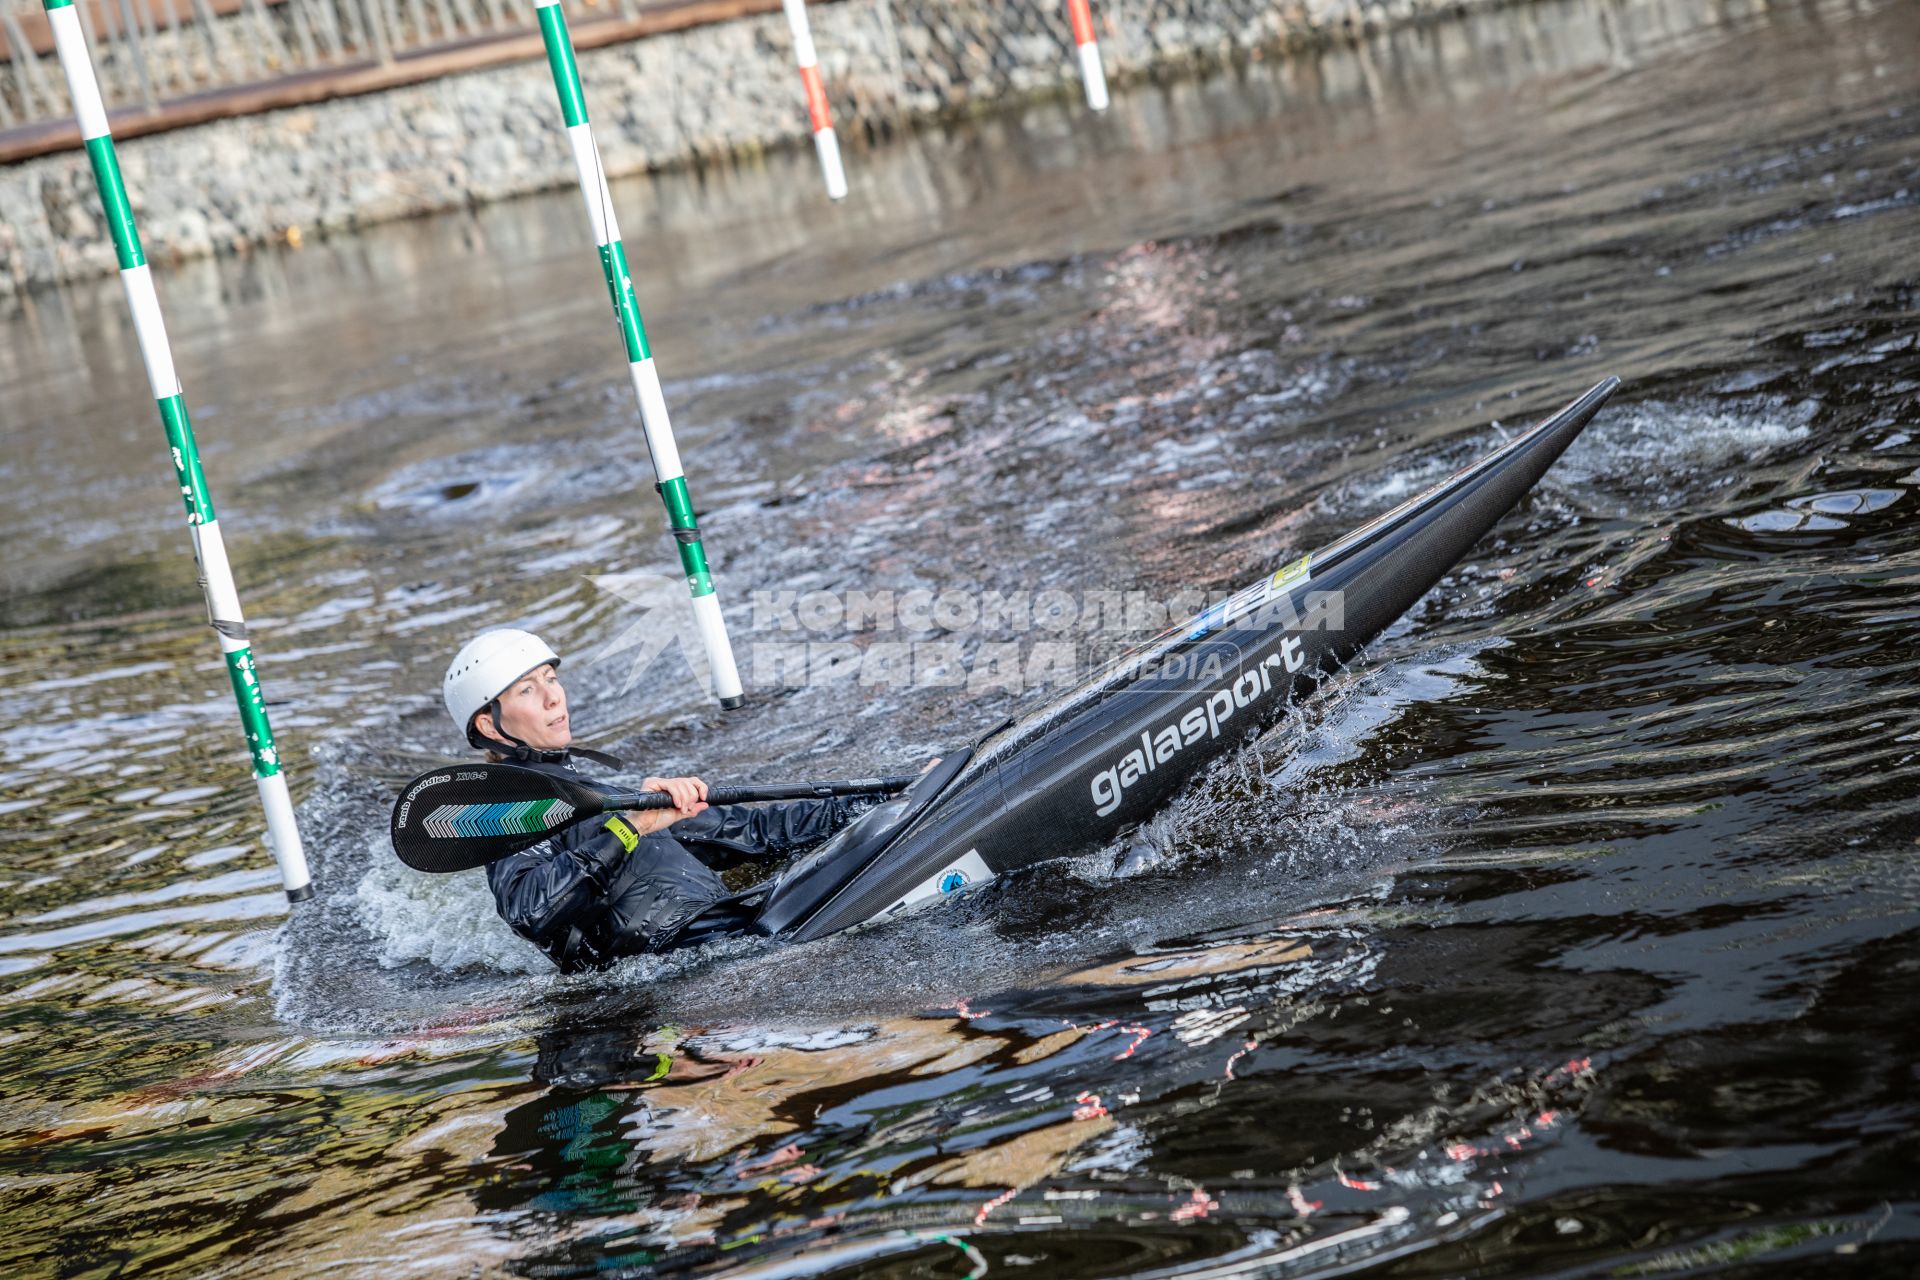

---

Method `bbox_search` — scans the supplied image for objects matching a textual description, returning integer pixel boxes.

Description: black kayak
[754,377,1620,942]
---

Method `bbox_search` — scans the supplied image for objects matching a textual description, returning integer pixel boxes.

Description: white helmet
[443,629,561,742]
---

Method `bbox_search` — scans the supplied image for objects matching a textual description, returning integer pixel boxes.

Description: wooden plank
[0,0,802,162]
[1,0,288,61]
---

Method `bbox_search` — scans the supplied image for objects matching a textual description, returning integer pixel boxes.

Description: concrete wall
[0,0,1483,298]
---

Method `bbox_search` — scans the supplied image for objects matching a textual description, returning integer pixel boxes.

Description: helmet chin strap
[469,699,624,770]
[569,745,627,769]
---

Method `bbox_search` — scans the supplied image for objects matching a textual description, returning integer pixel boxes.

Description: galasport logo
[1089,635,1307,817]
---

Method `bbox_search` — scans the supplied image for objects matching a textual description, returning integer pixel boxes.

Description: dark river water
[2,0,1917,1274]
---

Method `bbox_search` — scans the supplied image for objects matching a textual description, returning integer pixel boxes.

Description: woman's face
[482,664,570,751]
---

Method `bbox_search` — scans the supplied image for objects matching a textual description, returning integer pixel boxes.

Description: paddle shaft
[391,765,923,873]
[605,775,921,812]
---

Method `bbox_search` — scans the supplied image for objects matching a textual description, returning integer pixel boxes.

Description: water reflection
[451,924,1628,1276]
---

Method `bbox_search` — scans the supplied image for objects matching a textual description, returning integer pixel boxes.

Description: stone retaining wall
[0,0,1483,298]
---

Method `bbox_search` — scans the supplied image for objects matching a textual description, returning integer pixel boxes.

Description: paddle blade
[390,763,607,873]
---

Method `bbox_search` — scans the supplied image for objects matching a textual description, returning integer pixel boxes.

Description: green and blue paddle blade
[390,763,610,873]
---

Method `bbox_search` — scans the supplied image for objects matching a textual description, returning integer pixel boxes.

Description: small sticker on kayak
[1267,555,1312,597]
[878,850,993,921]
[1188,557,1312,639]
[1186,602,1227,639]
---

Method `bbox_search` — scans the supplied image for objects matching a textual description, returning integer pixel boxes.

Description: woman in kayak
[444,628,881,973]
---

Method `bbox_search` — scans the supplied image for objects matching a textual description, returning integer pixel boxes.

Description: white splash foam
[687,1025,878,1054]
[353,850,546,975]
[1550,398,1815,490]
[1325,445,1457,518]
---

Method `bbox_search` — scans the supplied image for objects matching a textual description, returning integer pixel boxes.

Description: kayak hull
[757,378,1620,942]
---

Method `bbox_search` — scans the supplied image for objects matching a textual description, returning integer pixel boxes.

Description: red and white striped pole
[1065,0,1109,111]
[779,0,847,200]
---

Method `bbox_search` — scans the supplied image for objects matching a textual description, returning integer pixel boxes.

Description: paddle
[390,761,920,874]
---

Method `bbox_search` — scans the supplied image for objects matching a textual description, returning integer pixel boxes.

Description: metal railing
[0,0,651,131]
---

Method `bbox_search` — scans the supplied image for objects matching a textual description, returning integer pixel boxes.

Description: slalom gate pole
[779,0,849,200]
[41,0,312,903]
[1065,0,1110,111]
[531,0,746,709]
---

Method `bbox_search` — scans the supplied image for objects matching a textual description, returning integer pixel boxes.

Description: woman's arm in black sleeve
[485,819,635,942]
[673,795,880,868]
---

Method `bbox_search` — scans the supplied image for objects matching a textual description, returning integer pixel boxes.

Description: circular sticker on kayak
[939,870,969,894]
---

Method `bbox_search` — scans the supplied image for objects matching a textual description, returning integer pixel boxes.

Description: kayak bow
[757,377,1620,941]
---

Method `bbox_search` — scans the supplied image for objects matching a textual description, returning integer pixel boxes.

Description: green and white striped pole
[532,0,746,709]
[42,0,312,902]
